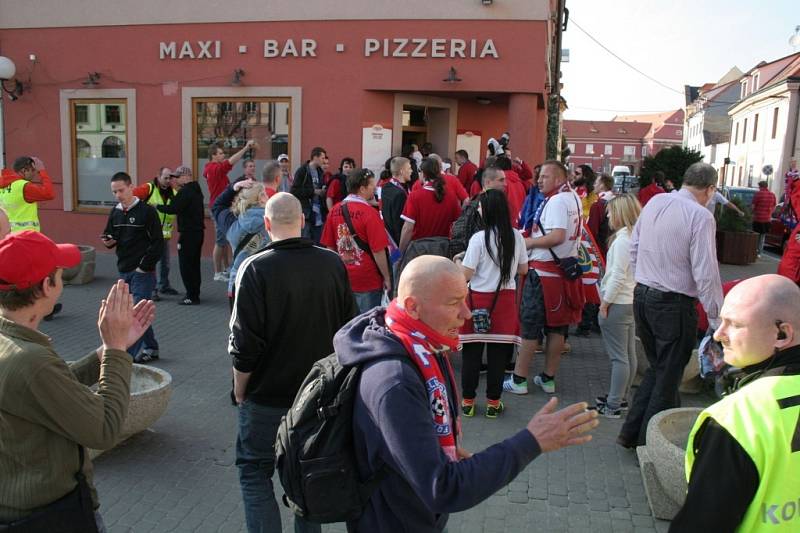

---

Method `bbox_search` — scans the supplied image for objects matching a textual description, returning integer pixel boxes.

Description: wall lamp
[82,72,101,87]
[0,56,24,101]
[482,0,493,5]
[443,67,462,83]
[232,69,245,86]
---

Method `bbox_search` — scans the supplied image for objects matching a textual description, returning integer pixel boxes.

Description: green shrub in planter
[716,196,752,233]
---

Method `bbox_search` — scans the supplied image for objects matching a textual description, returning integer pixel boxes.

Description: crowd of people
[1,142,799,533]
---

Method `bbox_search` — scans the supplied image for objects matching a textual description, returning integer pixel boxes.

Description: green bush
[716,196,752,232]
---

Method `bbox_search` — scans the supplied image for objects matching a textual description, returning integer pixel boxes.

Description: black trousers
[178,231,204,301]
[461,342,514,401]
[619,284,697,446]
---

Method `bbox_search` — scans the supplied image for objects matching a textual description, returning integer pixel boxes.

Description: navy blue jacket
[335,310,542,533]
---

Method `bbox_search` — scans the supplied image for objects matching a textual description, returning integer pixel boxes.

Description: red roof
[562,120,650,140]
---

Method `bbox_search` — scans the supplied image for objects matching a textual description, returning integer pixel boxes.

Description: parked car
[721,186,758,207]
[612,175,640,194]
[765,202,791,252]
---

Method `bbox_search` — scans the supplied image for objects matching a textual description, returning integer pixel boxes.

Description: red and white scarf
[385,299,461,461]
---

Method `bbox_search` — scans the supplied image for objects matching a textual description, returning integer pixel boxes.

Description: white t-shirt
[705,191,729,214]
[528,191,582,261]
[462,229,528,292]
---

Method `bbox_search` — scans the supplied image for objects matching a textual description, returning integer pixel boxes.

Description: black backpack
[275,353,406,523]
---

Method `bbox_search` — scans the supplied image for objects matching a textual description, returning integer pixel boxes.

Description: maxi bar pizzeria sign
[159,38,499,60]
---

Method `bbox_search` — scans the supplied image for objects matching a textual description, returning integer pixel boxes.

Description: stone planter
[62,245,96,285]
[634,337,703,394]
[636,407,702,519]
[69,353,172,458]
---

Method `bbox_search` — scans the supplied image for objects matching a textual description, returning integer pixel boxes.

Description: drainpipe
[546,0,567,160]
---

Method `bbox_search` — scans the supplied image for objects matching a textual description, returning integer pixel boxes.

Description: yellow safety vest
[146,182,176,239]
[686,373,800,532]
[0,179,40,233]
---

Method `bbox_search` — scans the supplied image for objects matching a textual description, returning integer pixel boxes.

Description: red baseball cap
[0,231,81,290]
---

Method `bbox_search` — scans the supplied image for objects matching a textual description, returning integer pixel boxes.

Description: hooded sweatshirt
[335,309,542,533]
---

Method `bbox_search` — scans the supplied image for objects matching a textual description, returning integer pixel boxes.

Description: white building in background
[684,67,742,180]
[726,52,800,195]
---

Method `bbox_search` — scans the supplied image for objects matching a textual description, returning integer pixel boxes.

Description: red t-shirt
[401,185,462,240]
[321,199,389,292]
[638,182,665,207]
[456,161,478,189]
[504,169,526,228]
[203,160,233,206]
[411,173,468,203]
[326,177,346,205]
[469,180,482,199]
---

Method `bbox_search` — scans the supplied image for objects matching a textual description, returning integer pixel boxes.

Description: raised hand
[98,280,134,352]
[526,397,598,452]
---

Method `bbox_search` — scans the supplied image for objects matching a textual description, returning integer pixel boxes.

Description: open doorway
[393,94,458,158]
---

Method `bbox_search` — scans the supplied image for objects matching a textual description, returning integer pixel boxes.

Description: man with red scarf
[336,255,597,532]
[505,160,584,396]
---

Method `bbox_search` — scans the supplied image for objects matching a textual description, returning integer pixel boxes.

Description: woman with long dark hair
[398,157,461,252]
[456,189,528,418]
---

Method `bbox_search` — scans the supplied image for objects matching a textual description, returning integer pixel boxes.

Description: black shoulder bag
[341,203,394,299]
[539,195,583,281]
[0,446,98,532]
[468,276,503,334]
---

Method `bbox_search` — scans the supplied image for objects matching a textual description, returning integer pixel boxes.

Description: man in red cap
[0,231,155,530]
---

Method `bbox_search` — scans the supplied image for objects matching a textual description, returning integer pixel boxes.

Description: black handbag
[539,194,583,282]
[468,278,503,334]
[0,446,98,533]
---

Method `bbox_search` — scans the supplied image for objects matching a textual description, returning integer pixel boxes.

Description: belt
[635,283,695,302]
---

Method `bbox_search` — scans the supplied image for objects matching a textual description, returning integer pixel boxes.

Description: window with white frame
[740,80,748,99]
[586,144,594,155]
[604,144,612,155]
[642,146,648,157]
[624,145,636,158]
[70,99,129,211]
[567,143,575,155]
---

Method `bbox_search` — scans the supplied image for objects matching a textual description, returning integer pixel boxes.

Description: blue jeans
[236,400,321,533]
[120,271,158,357]
[353,290,383,314]
[156,240,172,291]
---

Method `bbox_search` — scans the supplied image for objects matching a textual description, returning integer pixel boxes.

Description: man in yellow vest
[0,156,63,320]
[133,167,178,301]
[0,156,55,233]
[671,274,800,532]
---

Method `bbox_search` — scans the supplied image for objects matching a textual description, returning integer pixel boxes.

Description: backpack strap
[342,203,393,294]
[233,232,257,259]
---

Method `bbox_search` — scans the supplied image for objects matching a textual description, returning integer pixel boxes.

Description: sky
[561,0,800,121]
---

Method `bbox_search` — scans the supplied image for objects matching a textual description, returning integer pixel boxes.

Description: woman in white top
[596,193,642,417]
[456,189,528,418]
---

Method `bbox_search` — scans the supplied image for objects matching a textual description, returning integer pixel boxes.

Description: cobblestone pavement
[39,250,778,532]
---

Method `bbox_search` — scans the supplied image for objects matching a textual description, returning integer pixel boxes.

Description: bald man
[229,192,357,533]
[335,255,598,533]
[671,275,800,532]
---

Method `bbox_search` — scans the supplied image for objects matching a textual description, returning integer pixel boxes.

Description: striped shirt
[630,188,723,321]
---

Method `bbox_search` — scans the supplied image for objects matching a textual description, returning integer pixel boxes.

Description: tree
[639,146,702,188]
[560,134,571,162]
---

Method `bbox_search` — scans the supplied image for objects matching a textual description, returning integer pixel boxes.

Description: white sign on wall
[362,125,393,177]
[456,131,482,168]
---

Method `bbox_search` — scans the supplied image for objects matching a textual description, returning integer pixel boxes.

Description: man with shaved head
[336,255,598,532]
[229,192,357,532]
[671,274,800,532]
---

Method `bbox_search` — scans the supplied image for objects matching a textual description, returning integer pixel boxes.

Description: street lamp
[790,25,800,50]
[0,55,20,169]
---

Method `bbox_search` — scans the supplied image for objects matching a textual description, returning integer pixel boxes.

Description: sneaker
[503,375,528,395]
[213,272,229,282]
[562,342,571,353]
[479,364,488,375]
[594,404,622,419]
[595,395,629,411]
[485,400,504,418]
[533,374,556,394]
[141,348,159,360]
[134,352,154,364]
[461,401,476,417]
[161,287,180,295]
[151,291,161,302]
